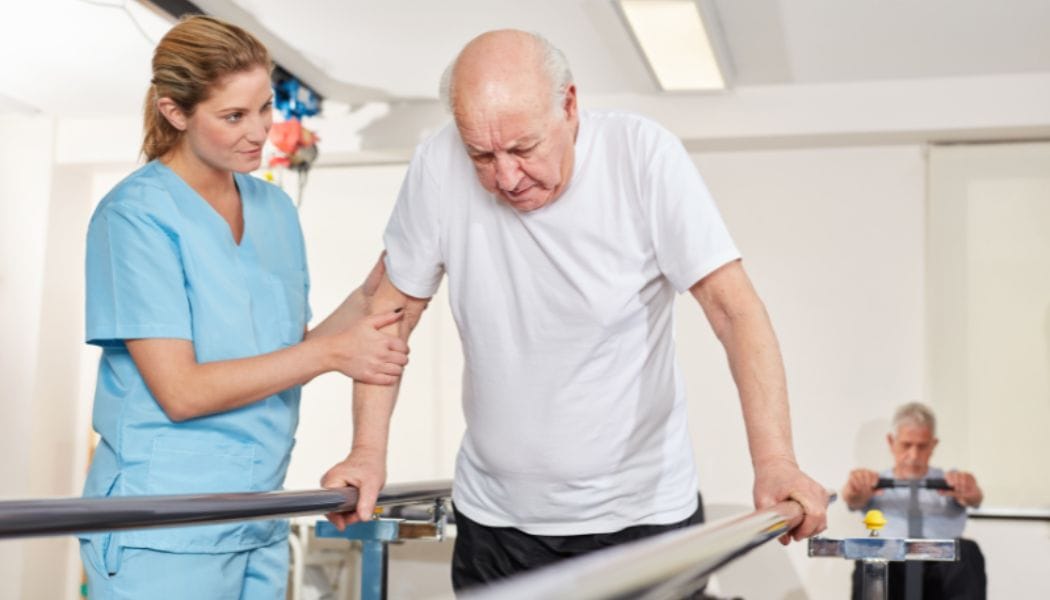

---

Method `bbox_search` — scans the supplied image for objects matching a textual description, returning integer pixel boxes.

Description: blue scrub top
[82,161,311,553]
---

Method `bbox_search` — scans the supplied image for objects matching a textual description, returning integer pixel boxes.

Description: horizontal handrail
[969,506,1050,521]
[0,479,452,540]
[460,495,834,600]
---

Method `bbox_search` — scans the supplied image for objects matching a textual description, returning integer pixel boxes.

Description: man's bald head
[439,30,580,212]
[439,30,573,118]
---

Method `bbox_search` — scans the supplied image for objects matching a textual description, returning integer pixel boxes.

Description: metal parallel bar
[968,507,1050,521]
[459,498,814,600]
[0,479,452,540]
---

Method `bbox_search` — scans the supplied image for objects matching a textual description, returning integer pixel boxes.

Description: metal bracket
[809,537,957,561]
[809,536,957,600]
[314,501,450,600]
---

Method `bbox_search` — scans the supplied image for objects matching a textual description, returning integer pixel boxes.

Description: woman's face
[180,66,273,174]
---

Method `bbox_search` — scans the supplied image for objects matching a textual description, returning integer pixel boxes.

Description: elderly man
[322,30,827,590]
[842,402,986,599]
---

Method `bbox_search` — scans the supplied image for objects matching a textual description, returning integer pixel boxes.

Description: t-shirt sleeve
[645,135,741,293]
[85,201,192,347]
[382,145,445,298]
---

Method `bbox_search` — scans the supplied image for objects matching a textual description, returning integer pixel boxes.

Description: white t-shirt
[383,109,740,535]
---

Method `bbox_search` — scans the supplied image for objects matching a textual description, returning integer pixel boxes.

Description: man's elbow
[370,282,430,336]
[399,297,430,332]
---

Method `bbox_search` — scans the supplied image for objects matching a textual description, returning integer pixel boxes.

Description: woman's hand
[321,311,409,385]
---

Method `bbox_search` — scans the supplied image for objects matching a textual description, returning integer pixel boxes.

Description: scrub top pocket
[127,436,265,552]
[147,436,255,495]
[261,270,306,349]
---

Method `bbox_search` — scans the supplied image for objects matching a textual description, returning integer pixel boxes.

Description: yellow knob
[863,509,887,531]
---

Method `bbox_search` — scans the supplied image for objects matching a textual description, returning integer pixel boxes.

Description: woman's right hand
[325,311,409,385]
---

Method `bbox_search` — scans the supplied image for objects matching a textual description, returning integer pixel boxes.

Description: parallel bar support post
[316,519,401,600]
[905,481,923,600]
[861,560,888,600]
[360,539,389,600]
[315,507,449,600]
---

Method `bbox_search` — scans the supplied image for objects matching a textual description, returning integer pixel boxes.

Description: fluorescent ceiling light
[618,0,727,91]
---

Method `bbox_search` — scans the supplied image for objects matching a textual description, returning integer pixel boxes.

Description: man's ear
[156,97,189,132]
[561,84,577,121]
[886,433,895,449]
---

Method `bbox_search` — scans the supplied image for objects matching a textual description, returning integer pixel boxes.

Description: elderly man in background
[322,29,828,590]
[843,402,986,599]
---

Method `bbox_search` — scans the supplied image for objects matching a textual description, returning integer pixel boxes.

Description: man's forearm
[348,272,430,455]
[727,309,797,468]
[692,262,797,467]
[351,380,399,455]
[716,291,796,465]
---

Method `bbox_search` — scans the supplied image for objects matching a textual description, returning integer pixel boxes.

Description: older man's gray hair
[438,31,575,115]
[891,402,937,436]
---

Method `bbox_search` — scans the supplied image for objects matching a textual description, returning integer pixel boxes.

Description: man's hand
[942,470,983,508]
[753,457,829,544]
[842,468,882,511]
[320,448,387,529]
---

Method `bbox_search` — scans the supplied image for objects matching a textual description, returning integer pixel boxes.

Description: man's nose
[494,154,522,191]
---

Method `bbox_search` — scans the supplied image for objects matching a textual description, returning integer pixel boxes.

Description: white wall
[0,114,55,600]
[0,114,136,600]
[927,143,1050,507]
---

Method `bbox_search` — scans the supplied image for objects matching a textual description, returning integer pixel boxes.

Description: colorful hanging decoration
[268,118,318,170]
[267,75,322,207]
[274,77,321,120]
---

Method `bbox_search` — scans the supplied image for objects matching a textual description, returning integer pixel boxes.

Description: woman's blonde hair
[142,15,272,160]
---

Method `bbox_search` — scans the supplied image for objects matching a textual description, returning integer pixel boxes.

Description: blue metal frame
[316,519,403,600]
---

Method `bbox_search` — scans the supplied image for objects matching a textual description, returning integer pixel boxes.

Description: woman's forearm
[127,336,333,421]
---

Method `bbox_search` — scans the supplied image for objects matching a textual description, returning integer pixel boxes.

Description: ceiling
[226,0,1050,97]
[4,0,1050,152]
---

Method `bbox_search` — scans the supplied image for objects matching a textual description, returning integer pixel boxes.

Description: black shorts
[451,493,705,592]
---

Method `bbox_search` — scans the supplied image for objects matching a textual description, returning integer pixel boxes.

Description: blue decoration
[273,77,321,120]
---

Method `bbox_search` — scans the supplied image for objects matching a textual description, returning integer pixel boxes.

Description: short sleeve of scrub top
[86,188,193,347]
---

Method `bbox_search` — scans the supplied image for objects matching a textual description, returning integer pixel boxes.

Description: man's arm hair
[690,260,796,469]
[349,273,430,457]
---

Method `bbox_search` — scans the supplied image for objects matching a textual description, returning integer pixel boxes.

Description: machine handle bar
[874,477,953,491]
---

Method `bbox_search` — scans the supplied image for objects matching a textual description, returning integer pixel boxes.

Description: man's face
[455,86,578,213]
[887,425,938,479]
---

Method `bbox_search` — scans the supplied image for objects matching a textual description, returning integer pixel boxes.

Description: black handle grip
[873,477,953,490]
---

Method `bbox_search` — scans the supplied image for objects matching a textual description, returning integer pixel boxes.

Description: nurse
[79,15,406,599]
